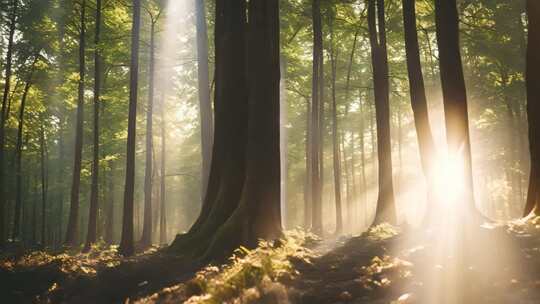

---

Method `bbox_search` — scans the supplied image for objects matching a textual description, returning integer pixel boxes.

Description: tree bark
[304,99,312,229]
[202,0,281,259]
[12,60,38,241]
[311,0,324,235]
[329,24,342,234]
[524,0,540,216]
[159,99,167,245]
[65,0,86,246]
[85,0,102,251]
[169,0,248,251]
[434,0,477,213]
[39,118,48,246]
[141,14,157,248]
[119,0,141,256]
[195,0,214,201]
[368,0,397,225]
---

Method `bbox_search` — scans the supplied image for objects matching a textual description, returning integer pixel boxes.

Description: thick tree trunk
[195,0,214,200]
[524,0,540,216]
[85,0,102,251]
[329,28,342,234]
[311,0,324,235]
[169,0,248,251]
[202,0,281,259]
[65,0,86,246]
[141,17,157,247]
[434,0,477,213]
[368,0,397,225]
[0,0,17,246]
[119,0,141,256]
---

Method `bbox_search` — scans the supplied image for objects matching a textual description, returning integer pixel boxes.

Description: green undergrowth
[0,241,159,276]
[136,230,318,304]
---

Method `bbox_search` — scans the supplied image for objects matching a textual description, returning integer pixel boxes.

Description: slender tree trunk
[402,0,437,221]
[359,95,368,225]
[311,0,323,235]
[40,119,48,246]
[329,27,342,234]
[368,0,397,224]
[85,0,102,251]
[0,0,17,247]
[304,99,312,229]
[13,54,39,240]
[141,17,156,247]
[524,0,540,216]
[434,0,478,213]
[159,104,167,245]
[104,164,115,244]
[119,0,141,256]
[196,0,214,200]
[65,0,86,246]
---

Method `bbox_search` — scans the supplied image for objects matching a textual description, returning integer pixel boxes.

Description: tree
[434,0,477,213]
[0,0,18,246]
[201,0,281,258]
[169,0,249,251]
[39,116,48,246]
[159,94,167,245]
[65,0,86,246]
[402,0,436,213]
[85,0,103,252]
[368,0,396,224]
[524,0,540,216]
[119,0,142,257]
[311,0,323,235]
[170,0,281,260]
[140,5,160,248]
[329,17,342,234]
[195,0,213,199]
[13,53,40,242]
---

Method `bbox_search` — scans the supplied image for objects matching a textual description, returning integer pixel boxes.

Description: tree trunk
[159,100,167,245]
[0,0,17,247]
[13,54,39,241]
[304,99,312,229]
[195,0,214,200]
[104,165,115,244]
[169,0,249,251]
[141,16,157,248]
[329,25,342,234]
[85,0,102,251]
[434,0,478,214]
[119,0,141,256]
[40,119,48,246]
[524,0,540,216]
[65,0,86,246]
[201,0,281,259]
[311,0,324,235]
[368,0,397,224]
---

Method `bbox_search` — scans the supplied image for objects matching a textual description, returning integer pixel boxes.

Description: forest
[0,0,539,303]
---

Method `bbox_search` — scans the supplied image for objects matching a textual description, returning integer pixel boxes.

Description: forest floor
[2,219,540,303]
